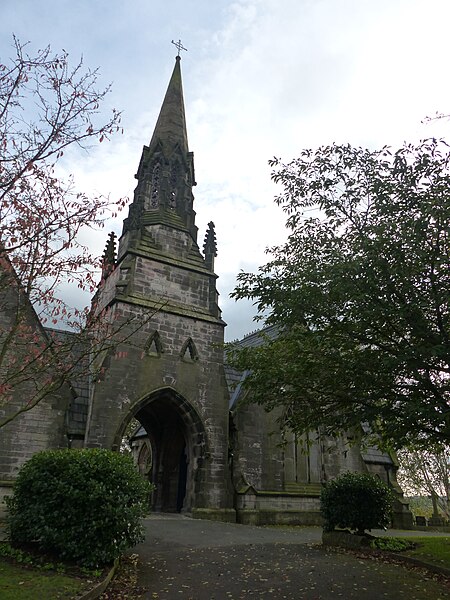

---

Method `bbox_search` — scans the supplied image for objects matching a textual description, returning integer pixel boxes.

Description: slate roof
[224,325,279,409]
[130,424,147,441]
[361,446,394,465]
[361,424,395,465]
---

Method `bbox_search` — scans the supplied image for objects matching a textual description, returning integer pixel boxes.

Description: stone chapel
[0,56,412,527]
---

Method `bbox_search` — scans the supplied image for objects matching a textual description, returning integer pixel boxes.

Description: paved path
[133,515,450,599]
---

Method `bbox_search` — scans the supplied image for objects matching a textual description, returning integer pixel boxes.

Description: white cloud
[2,0,450,340]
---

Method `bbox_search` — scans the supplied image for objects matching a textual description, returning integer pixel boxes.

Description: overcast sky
[2,0,450,340]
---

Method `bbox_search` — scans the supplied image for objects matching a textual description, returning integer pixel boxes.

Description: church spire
[121,54,197,241]
[148,56,189,158]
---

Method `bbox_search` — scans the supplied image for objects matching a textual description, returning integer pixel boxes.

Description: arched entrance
[121,388,208,513]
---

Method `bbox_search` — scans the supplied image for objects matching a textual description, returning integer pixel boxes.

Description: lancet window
[150,162,161,208]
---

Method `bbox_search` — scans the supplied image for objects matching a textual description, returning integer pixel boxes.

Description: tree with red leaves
[0,38,139,428]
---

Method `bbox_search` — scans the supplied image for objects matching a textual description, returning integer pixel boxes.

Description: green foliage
[6,448,153,567]
[230,139,450,449]
[406,496,434,520]
[371,537,415,552]
[320,472,394,533]
[400,536,450,567]
[0,543,35,566]
[0,543,66,573]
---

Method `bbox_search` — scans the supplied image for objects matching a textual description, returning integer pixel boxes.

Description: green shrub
[320,472,394,534]
[371,537,416,552]
[6,448,153,567]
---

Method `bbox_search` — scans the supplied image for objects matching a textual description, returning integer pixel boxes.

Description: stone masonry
[0,56,412,527]
[83,56,233,519]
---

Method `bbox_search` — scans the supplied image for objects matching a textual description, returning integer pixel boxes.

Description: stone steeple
[85,53,231,520]
[109,55,222,321]
[121,56,197,246]
[148,55,189,157]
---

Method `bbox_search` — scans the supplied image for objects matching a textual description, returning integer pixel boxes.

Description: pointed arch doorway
[129,388,207,513]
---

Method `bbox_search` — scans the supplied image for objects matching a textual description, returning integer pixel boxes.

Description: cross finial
[171,39,187,57]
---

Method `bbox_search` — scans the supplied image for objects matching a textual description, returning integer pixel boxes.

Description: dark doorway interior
[177,446,188,512]
[136,395,189,513]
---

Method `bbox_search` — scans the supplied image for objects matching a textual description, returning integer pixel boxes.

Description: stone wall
[0,269,70,484]
[236,488,322,526]
[85,204,234,516]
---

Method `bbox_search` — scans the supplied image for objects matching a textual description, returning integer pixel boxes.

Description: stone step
[283,483,323,496]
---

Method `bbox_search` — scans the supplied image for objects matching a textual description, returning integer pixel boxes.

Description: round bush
[320,472,394,534]
[6,448,153,566]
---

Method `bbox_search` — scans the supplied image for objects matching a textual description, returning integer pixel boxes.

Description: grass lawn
[374,536,450,570]
[0,542,103,600]
[0,560,91,600]
[399,537,450,570]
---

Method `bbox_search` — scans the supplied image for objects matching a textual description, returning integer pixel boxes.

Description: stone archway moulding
[113,386,210,459]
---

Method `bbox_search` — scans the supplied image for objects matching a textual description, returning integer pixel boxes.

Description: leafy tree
[397,445,450,519]
[229,139,450,449]
[0,38,154,428]
[406,496,434,520]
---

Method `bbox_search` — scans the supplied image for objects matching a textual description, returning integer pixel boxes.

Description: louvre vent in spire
[150,161,161,209]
